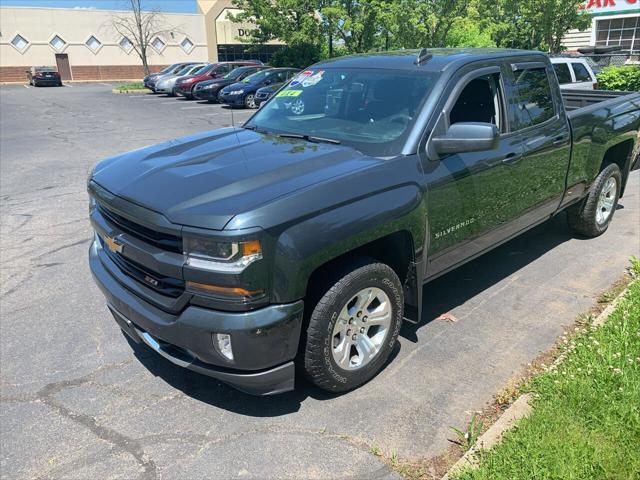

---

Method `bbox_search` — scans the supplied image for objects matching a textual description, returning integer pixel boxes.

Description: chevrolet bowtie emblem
[102,233,124,254]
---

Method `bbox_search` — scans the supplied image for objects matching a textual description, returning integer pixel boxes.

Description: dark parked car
[174,61,261,99]
[144,62,199,92]
[254,82,285,107]
[26,66,62,87]
[193,66,269,102]
[88,49,639,396]
[219,68,300,108]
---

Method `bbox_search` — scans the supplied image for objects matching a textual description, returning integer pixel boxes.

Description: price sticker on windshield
[277,90,302,97]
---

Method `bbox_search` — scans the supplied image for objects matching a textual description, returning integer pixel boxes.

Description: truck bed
[561,89,638,112]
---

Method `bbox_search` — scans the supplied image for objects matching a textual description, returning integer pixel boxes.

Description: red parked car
[174,61,261,99]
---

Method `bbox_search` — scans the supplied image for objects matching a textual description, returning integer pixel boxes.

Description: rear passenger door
[506,61,572,224]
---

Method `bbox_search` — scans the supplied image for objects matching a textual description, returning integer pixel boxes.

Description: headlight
[183,237,262,273]
[89,195,96,212]
[229,90,244,95]
[203,84,216,89]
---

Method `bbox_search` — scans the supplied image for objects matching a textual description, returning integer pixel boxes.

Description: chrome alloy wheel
[290,98,305,115]
[331,287,392,370]
[596,177,617,225]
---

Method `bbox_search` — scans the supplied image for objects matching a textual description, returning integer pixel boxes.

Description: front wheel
[244,93,256,109]
[303,260,403,393]
[567,163,621,237]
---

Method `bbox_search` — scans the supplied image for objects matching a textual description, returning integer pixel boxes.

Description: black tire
[303,259,403,393]
[567,163,622,237]
[244,93,256,109]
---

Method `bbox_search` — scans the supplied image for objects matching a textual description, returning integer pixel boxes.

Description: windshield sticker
[276,90,302,97]
[290,70,313,86]
[301,70,324,87]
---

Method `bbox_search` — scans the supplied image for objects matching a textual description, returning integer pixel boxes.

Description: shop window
[595,16,639,52]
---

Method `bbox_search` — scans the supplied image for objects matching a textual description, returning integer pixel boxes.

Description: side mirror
[431,122,499,155]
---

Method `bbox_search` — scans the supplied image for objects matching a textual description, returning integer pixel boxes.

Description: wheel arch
[600,138,635,197]
[269,185,427,321]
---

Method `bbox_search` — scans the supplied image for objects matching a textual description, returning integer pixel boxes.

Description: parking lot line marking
[65,84,73,87]
[23,85,30,89]
[99,83,112,87]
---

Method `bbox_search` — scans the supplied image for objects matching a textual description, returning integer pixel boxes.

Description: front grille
[98,204,182,253]
[103,244,184,298]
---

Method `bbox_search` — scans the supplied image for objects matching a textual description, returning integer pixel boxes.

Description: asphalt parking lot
[1,82,639,480]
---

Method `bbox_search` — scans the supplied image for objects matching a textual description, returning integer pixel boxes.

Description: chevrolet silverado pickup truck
[89,49,640,395]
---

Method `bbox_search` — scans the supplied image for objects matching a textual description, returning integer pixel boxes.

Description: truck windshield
[245,68,439,156]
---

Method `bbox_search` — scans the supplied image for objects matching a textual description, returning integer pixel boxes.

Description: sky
[0,0,197,13]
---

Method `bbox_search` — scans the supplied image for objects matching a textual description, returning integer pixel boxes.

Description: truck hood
[92,128,376,230]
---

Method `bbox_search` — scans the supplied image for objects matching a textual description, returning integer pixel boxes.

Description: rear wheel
[303,259,403,393]
[567,163,621,237]
[244,93,257,109]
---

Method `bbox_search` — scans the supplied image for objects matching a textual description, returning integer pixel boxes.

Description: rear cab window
[571,63,593,82]
[553,63,572,84]
[510,64,556,130]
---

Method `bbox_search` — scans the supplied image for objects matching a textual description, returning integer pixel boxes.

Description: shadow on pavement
[401,212,577,342]
[126,333,401,416]
[124,203,621,413]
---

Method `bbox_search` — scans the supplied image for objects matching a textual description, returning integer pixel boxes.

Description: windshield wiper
[275,133,341,145]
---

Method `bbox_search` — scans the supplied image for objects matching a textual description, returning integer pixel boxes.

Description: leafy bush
[596,65,640,92]
[269,43,322,69]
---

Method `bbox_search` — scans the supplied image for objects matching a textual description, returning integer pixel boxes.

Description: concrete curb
[592,286,629,327]
[442,394,533,479]
[442,281,631,480]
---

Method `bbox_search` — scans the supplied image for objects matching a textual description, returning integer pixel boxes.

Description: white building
[563,0,640,53]
[0,0,284,83]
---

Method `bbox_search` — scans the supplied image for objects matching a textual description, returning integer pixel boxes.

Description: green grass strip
[114,82,145,92]
[455,279,640,480]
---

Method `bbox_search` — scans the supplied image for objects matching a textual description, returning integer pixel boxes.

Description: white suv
[551,57,598,90]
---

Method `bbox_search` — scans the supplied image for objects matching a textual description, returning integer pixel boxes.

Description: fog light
[214,333,233,361]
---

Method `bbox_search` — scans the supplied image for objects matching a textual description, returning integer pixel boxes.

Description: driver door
[424,64,524,277]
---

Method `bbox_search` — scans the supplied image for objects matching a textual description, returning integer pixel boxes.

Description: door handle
[552,135,569,146]
[502,152,523,165]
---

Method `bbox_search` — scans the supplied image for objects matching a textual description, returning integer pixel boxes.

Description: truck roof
[313,48,547,72]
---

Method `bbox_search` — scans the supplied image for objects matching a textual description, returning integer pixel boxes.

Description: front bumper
[193,88,220,101]
[89,241,304,395]
[175,84,194,97]
[219,92,246,106]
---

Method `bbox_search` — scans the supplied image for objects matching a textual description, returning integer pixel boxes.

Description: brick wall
[1,64,167,83]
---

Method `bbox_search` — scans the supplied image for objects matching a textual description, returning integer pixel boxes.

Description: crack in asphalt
[1,360,157,480]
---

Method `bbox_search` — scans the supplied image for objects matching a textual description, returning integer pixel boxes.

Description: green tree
[490,0,591,53]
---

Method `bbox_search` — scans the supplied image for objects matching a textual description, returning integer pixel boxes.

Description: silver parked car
[155,63,207,96]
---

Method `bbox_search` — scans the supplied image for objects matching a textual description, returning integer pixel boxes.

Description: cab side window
[511,66,555,130]
[449,73,504,131]
[553,63,572,84]
[571,63,592,82]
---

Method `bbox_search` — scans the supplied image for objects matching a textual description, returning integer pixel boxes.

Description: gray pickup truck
[89,49,640,395]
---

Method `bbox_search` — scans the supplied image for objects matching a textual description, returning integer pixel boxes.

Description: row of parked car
[143,61,301,109]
